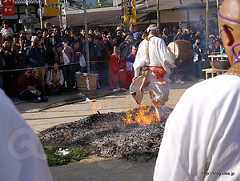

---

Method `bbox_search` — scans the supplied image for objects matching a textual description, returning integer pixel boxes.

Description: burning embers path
[40,106,172,160]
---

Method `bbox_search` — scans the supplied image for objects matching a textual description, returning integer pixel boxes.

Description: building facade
[0,0,41,31]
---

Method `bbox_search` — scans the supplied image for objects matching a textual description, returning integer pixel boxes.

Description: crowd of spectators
[0,20,222,102]
[0,21,141,101]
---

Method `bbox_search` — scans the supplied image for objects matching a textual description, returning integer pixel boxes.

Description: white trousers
[145,72,169,105]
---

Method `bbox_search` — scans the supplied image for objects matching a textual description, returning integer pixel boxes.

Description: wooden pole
[24,0,29,31]
[157,0,160,28]
[186,8,190,27]
[58,3,63,28]
[38,0,43,29]
[83,0,90,73]
[62,0,67,29]
[205,0,209,51]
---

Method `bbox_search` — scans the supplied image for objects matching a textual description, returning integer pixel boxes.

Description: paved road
[51,157,156,181]
[17,82,194,132]
[16,81,196,181]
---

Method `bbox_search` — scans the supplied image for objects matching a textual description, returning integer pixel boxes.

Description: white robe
[133,36,175,107]
[154,75,240,181]
[0,89,53,181]
[133,36,175,77]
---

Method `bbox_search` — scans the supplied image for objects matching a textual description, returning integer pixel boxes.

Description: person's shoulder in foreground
[154,0,240,180]
[186,74,240,101]
[154,75,240,181]
[0,89,53,181]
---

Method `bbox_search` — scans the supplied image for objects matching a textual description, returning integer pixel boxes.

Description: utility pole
[62,0,67,29]
[205,0,209,51]
[83,0,90,73]
[157,0,160,28]
[216,0,220,39]
[58,2,63,28]
[38,0,43,29]
[24,0,29,31]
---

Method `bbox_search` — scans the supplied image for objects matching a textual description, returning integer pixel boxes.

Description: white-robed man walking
[133,24,176,120]
[154,0,240,180]
[0,89,53,181]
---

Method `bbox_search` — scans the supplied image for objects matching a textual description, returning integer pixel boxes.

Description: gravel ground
[40,106,172,159]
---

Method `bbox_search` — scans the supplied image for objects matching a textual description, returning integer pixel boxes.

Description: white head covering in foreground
[154,75,240,181]
[0,89,53,181]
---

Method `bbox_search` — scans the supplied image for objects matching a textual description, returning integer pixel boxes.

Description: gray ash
[40,106,172,160]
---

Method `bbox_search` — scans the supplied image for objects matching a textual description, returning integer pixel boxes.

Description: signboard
[2,0,16,16]
[130,0,136,24]
[122,0,136,25]
[43,0,60,17]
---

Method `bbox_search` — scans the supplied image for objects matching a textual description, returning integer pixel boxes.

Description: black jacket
[26,47,47,67]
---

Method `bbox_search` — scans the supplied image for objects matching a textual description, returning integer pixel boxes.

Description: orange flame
[123,106,158,126]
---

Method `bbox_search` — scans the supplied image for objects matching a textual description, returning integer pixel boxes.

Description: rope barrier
[0,63,78,73]
[0,60,107,73]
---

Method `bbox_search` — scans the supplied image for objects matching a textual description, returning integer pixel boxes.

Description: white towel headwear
[146,24,158,33]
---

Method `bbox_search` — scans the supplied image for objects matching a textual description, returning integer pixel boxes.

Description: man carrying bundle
[131,24,176,121]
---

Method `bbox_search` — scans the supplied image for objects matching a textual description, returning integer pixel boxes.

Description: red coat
[118,59,129,89]
[108,55,120,89]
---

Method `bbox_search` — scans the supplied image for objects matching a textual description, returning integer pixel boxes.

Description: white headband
[146,25,158,33]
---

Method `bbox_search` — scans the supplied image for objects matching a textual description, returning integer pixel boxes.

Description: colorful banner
[129,0,136,24]
[122,0,137,25]
[43,0,60,17]
[2,0,16,16]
